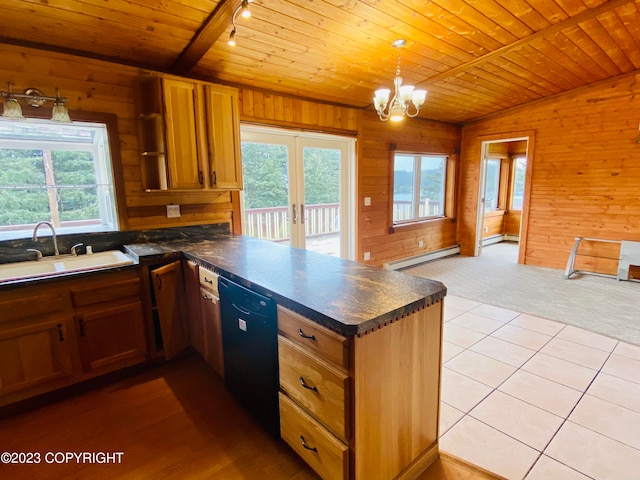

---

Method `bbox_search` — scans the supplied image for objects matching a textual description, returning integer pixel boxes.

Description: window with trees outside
[484,158,501,211]
[0,119,118,241]
[393,153,447,224]
[510,156,526,210]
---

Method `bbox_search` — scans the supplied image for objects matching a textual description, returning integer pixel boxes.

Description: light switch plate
[364,252,371,261]
[364,196,371,206]
[166,205,181,218]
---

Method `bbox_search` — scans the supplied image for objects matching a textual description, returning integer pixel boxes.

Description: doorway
[239,125,355,260]
[476,136,533,263]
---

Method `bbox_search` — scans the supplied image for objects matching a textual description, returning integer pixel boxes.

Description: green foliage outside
[241,143,340,209]
[394,155,445,202]
[0,148,99,226]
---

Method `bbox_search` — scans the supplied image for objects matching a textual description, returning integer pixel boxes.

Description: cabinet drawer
[70,276,141,308]
[0,291,64,325]
[279,393,348,480]
[278,336,349,441]
[198,267,218,295]
[278,306,348,369]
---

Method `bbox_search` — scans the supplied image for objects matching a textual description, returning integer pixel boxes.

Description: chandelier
[373,39,427,122]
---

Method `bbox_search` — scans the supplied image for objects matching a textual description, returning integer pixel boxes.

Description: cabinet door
[204,84,243,189]
[75,302,147,373]
[162,78,207,189]
[151,261,189,360]
[0,320,73,397]
[183,260,204,355]
[200,287,224,377]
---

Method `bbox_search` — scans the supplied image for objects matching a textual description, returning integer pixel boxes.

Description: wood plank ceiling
[1,0,639,124]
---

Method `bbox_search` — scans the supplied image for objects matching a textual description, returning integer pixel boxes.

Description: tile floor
[439,294,640,480]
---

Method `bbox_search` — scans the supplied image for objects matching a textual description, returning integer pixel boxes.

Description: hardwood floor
[0,355,495,480]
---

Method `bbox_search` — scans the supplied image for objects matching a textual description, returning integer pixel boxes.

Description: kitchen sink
[0,250,136,283]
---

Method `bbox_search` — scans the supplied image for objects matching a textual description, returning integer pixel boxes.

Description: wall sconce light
[228,0,253,46]
[373,39,427,122]
[0,83,71,122]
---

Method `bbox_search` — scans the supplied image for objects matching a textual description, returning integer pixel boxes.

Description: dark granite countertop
[126,234,446,336]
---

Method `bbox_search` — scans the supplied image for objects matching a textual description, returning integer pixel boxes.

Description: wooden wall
[358,111,461,265]
[460,72,640,269]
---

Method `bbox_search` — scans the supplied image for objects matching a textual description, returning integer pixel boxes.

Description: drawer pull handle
[299,377,318,392]
[57,323,64,342]
[297,328,316,341]
[204,277,214,284]
[300,435,317,453]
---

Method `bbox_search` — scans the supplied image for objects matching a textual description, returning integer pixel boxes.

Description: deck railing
[393,200,442,221]
[244,203,340,241]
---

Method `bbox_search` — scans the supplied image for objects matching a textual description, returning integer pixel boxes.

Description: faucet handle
[27,248,43,260]
[70,243,84,256]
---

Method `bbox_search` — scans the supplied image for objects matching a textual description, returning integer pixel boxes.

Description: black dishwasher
[218,276,280,437]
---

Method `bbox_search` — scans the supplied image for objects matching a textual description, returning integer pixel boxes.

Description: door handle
[292,204,298,224]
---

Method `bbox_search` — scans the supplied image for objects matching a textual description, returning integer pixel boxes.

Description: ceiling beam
[420,0,634,87]
[171,0,242,75]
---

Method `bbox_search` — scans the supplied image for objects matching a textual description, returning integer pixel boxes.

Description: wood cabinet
[134,74,242,192]
[70,271,147,374]
[183,259,204,355]
[151,261,189,360]
[278,302,443,480]
[198,265,224,376]
[0,291,73,399]
[0,268,149,407]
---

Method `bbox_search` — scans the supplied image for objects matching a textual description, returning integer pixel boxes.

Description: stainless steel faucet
[32,221,60,256]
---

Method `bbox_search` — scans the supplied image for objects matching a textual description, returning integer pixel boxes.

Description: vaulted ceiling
[2,0,639,124]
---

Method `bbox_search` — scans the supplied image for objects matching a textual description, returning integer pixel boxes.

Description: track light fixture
[0,83,71,122]
[228,0,253,46]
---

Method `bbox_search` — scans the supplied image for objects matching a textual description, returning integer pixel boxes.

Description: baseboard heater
[384,245,461,270]
[483,234,519,246]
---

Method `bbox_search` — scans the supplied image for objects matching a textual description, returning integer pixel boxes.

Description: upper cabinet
[134,74,243,192]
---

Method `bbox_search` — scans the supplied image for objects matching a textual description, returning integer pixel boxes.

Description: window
[393,154,447,224]
[0,118,119,240]
[484,159,500,211]
[510,156,526,210]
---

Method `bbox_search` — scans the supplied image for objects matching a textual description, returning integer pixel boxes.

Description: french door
[240,125,355,259]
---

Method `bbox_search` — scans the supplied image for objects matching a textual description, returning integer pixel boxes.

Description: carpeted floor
[404,242,640,346]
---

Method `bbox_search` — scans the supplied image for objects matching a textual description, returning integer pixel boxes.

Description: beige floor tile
[445,350,517,388]
[491,323,552,351]
[614,341,640,361]
[587,372,640,413]
[469,390,564,450]
[443,323,487,348]
[445,295,482,311]
[525,455,592,480]
[440,416,539,480]
[444,304,467,322]
[556,324,618,352]
[510,313,565,336]
[449,312,505,335]
[602,353,640,383]
[442,341,465,363]
[439,401,465,435]
[440,368,493,413]
[499,370,583,417]
[470,303,520,323]
[545,421,640,480]
[540,337,610,370]
[569,394,640,450]
[470,336,536,367]
[522,352,597,391]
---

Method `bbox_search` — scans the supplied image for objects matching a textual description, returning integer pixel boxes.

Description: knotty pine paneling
[0,44,235,232]
[504,211,521,236]
[460,72,640,269]
[483,211,505,239]
[359,111,461,266]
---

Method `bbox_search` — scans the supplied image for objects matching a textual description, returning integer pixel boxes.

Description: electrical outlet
[166,205,181,218]
[364,252,371,261]
[419,240,424,248]
[364,196,371,206]
[484,226,489,233]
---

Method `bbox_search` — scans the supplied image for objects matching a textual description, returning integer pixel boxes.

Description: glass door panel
[301,146,341,257]
[241,141,292,245]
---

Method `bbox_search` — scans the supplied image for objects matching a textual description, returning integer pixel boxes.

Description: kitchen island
[127,234,446,480]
